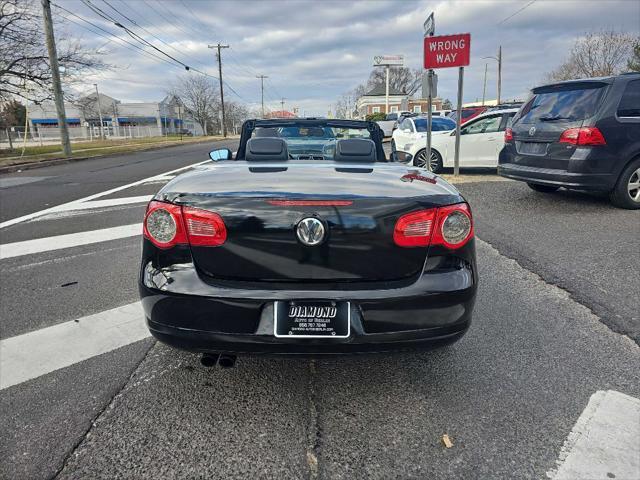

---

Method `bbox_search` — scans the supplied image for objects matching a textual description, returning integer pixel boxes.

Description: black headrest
[334,138,376,162]
[253,127,280,138]
[245,137,289,161]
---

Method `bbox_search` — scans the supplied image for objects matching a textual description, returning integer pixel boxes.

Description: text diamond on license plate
[274,301,350,338]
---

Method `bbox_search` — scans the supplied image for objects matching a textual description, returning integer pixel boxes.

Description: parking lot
[1,142,639,479]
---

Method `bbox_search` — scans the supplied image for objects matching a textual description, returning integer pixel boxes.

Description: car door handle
[487,137,497,141]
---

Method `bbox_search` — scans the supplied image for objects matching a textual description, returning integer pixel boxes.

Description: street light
[483,45,502,105]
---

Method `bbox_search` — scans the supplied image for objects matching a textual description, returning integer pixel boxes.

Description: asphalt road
[1,150,638,480]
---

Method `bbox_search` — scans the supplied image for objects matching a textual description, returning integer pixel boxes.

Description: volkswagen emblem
[529,126,536,136]
[296,217,325,246]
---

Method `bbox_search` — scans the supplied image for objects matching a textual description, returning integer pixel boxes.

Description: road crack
[306,359,321,480]
[49,339,156,480]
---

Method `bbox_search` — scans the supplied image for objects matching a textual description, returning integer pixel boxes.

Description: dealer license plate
[274,301,350,338]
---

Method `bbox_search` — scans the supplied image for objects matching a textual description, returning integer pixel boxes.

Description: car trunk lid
[158,163,462,284]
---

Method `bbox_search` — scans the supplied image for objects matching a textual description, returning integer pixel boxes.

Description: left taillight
[504,127,514,143]
[182,206,227,246]
[143,201,188,248]
[394,203,473,249]
[143,201,226,248]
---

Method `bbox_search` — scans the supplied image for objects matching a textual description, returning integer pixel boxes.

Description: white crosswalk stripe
[0,224,141,259]
[0,302,149,390]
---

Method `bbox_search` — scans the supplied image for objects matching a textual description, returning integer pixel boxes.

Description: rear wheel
[414,149,443,173]
[610,158,640,209]
[527,183,559,193]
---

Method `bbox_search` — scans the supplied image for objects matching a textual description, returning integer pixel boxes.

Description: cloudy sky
[58,0,639,115]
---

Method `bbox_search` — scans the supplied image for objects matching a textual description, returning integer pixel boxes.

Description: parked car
[376,111,410,137]
[498,73,640,209]
[394,109,518,172]
[391,116,456,168]
[448,106,488,124]
[177,128,193,136]
[139,118,477,360]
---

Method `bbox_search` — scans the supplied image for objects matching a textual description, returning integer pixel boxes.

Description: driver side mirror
[402,128,412,133]
[209,148,232,161]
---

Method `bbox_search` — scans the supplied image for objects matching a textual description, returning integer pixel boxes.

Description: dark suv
[498,73,640,209]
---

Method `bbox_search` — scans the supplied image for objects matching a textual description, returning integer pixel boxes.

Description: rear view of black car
[139,119,477,357]
[499,73,640,209]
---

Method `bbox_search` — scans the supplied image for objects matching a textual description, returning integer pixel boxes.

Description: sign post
[423,12,435,172]
[424,33,470,177]
[373,55,404,116]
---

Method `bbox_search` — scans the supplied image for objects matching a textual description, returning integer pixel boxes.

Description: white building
[27,93,204,139]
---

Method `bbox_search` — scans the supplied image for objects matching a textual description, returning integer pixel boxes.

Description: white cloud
[60,0,640,115]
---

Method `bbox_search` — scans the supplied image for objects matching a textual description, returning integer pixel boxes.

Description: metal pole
[178,104,183,141]
[256,75,268,118]
[385,66,390,114]
[482,63,488,106]
[208,43,229,137]
[94,84,104,139]
[497,45,502,105]
[426,69,433,172]
[281,98,285,114]
[453,67,464,177]
[41,0,71,156]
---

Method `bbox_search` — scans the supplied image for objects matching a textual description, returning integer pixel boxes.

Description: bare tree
[0,0,107,102]
[223,101,249,134]
[547,30,637,82]
[367,67,423,95]
[169,75,219,135]
[628,41,640,72]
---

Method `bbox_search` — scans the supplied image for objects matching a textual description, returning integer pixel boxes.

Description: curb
[0,137,228,175]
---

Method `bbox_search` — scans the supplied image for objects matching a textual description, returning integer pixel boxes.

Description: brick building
[356,84,444,117]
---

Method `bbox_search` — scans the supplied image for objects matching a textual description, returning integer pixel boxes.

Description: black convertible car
[139,119,477,364]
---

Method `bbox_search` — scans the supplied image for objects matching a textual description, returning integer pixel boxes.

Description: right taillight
[394,203,473,249]
[504,127,514,142]
[143,201,226,248]
[559,127,606,146]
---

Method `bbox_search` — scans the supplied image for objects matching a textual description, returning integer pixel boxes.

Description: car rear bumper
[498,162,617,191]
[139,259,476,355]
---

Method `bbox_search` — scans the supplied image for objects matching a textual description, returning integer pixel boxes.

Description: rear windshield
[414,118,456,132]
[252,126,372,160]
[516,84,606,124]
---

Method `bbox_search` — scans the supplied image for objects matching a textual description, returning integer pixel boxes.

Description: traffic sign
[373,54,404,67]
[424,33,471,69]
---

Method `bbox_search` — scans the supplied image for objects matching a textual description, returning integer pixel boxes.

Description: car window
[617,79,640,118]
[502,112,516,130]
[461,115,502,135]
[386,113,397,121]
[516,83,606,124]
[414,117,456,132]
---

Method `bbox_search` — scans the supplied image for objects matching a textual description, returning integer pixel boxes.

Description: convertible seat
[334,138,376,162]
[245,138,289,161]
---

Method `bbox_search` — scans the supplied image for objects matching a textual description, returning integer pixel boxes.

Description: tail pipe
[200,353,219,368]
[218,354,237,369]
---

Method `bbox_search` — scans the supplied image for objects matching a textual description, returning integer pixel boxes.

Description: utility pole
[281,98,285,114]
[94,83,104,139]
[208,43,229,137]
[256,75,268,118]
[497,45,502,105]
[482,63,488,106]
[483,45,502,106]
[41,0,71,156]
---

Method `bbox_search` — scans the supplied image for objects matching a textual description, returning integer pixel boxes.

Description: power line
[52,2,180,68]
[497,0,537,25]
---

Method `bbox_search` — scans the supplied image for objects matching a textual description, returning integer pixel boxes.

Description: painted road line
[0,223,141,259]
[0,159,210,229]
[41,195,153,213]
[0,302,150,390]
[547,390,640,479]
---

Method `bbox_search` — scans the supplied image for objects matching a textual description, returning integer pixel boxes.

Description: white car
[392,108,519,172]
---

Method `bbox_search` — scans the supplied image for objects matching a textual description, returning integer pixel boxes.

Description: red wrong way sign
[424,33,471,69]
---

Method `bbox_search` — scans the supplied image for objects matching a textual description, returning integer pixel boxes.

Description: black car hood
[156,161,463,205]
